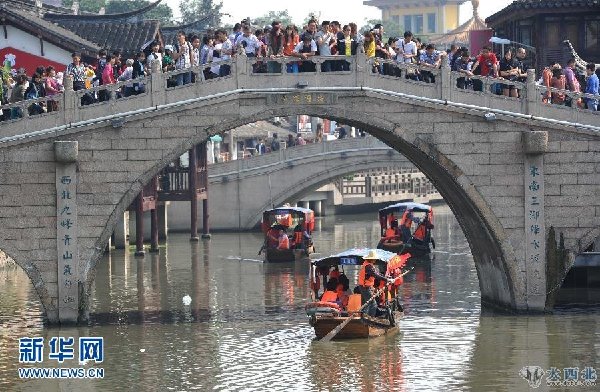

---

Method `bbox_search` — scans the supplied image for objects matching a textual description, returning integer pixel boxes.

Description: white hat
[165,45,174,52]
[363,250,379,261]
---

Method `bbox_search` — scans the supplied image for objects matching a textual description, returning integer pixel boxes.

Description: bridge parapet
[208,137,391,178]
[1,53,599,146]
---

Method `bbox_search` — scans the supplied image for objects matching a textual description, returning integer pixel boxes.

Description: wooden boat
[259,206,315,263]
[306,248,409,340]
[309,311,403,339]
[264,247,313,263]
[377,202,435,257]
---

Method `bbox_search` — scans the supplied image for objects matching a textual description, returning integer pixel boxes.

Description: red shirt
[477,53,498,77]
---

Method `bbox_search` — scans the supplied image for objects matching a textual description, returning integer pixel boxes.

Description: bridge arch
[81,100,520,317]
[1,77,597,324]
[0,246,54,321]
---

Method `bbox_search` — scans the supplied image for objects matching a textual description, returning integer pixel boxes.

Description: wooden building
[486,0,600,72]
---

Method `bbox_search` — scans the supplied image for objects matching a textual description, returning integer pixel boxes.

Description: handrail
[1,54,599,144]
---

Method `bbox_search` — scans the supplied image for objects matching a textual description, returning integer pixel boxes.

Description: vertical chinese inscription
[524,154,545,299]
[56,164,78,321]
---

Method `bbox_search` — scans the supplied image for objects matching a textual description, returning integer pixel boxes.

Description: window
[427,13,436,33]
[404,14,424,34]
[415,15,423,34]
[404,15,412,32]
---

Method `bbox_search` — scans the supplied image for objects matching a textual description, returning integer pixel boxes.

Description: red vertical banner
[469,29,493,55]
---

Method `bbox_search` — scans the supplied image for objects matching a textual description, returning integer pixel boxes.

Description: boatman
[400,209,418,243]
[266,225,279,248]
[358,250,395,316]
[277,229,290,250]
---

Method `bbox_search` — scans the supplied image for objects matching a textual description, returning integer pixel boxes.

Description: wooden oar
[320,267,413,342]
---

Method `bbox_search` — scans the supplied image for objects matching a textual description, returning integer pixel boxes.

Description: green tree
[302,11,320,27]
[360,19,403,40]
[62,0,106,14]
[251,10,294,29]
[105,0,174,25]
[178,0,223,27]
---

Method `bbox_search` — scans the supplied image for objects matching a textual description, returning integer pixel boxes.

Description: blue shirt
[584,74,599,104]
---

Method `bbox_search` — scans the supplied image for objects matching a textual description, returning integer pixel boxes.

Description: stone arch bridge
[0,53,598,324]
[206,137,412,230]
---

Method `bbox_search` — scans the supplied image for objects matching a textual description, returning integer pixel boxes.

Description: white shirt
[221,39,233,61]
[395,39,417,64]
[146,52,162,69]
[315,31,335,56]
[293,40,317,54]
[235,34,262,55]
[211,43,223,75]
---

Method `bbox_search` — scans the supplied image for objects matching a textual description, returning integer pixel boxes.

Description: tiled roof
[44,0,163,22]
[50,19,161,56]
[486,0,600,25]
[0,4,100,57]
[430,1,489,45]
[3,0,74,15]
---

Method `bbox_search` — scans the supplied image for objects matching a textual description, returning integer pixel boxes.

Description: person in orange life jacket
[329,266,341,280]
[385,219,400,238]
[277,229,290,250]
[413,215,434,242]
[400,209,419,243]
[336,283,351,308]
[292,224,304,249]
[358,250,395,316]
[266,226,279,248]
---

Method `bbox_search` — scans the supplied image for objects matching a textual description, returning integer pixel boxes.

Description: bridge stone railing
[1,52,599,145]
[207,137,394,179]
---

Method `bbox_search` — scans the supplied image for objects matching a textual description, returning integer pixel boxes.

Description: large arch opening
[81,103,520,320]
[0,248,48,326]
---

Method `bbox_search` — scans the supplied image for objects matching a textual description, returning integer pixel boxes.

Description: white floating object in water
[140,349,145,353]
[182,295,192,306]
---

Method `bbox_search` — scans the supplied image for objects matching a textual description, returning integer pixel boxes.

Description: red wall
[1,47,68,75]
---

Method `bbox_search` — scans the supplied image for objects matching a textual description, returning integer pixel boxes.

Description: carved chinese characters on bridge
[524,155,545,297]
[56,165,78,319]
[267,93,335,105]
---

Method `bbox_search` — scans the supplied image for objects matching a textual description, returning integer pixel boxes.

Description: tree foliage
[178,0,223,27]
[360,19,403,40]
[105,1,174,25]
[62,0,106,14]
[250,10,294,29]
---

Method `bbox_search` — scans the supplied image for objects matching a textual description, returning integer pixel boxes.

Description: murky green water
[1,206,598,391]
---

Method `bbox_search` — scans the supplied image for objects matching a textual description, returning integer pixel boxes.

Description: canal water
[1,206,598,391]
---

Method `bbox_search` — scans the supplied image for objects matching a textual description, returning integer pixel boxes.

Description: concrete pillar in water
[312,200,323,216]
[114,211,129,249]
[134,191,145,257]
[157,203,168,241]
[301,201,310,210]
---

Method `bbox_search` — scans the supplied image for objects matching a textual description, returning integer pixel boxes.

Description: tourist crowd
[1,17,599,121]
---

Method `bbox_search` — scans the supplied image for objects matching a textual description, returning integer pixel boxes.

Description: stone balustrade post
[235,52,248,89]
[355,47,367,87]
[62,76,75,124]
[525,69,538,116]
[150,59,165,107]
[440,55,451,101]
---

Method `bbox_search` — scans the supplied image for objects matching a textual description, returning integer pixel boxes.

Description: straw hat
[363,250,379,261]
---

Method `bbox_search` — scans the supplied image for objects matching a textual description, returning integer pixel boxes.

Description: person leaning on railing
[454,50,474,90]
[584,62,599,111]
[337,25,358,72]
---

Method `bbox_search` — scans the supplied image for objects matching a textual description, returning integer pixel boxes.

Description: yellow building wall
[384,4,460,35]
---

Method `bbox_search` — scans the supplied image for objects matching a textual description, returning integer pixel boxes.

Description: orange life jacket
[321,290,338,302]
[358,261,375,287]
[278,234,289,250]
[293,231,303,244]
[413,222,426,241]
[385,227,396,238]
[400,210,412,229]
[279,214,292,227]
